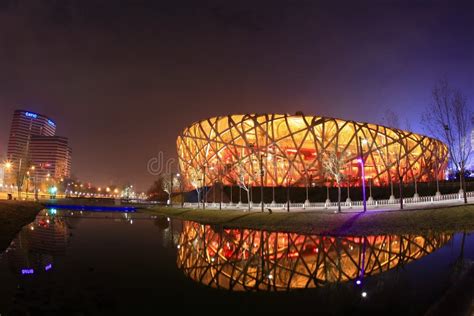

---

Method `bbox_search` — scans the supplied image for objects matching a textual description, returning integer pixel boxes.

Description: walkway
[184,191,474,213]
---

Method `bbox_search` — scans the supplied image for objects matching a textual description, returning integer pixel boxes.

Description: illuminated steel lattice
[177,114,448,189]
[177,222,451,291]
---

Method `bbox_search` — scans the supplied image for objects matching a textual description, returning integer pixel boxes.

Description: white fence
[183,190,473,211]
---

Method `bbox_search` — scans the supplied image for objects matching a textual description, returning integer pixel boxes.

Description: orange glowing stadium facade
[177,114,448,189]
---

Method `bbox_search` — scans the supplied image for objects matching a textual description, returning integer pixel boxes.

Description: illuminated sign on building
[21,268,34,275]
[25,112,38,119]
[48,119,56,127]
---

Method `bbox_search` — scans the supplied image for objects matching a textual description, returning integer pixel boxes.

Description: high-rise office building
[5,110,71,185]
[29,136,72,181]
[7,110,56,164]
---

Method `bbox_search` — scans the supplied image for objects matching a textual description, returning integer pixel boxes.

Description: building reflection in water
[3,209,70,276]
[177,221,452,291]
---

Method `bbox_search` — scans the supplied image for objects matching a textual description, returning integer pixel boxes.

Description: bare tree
[422,79,472,203]
[161,173,180,205]
[322,150,349,213]
[388,133,409,209]
[14,158,31,199]
[234,160,251,212]
[380,109,401,129]
[188,168,203,208]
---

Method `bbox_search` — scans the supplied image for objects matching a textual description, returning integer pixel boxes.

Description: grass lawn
[142,204,474,236]
[0,201,43,252]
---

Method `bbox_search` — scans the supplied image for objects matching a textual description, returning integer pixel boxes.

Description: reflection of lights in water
[361,292,367,298]
[21,268,34,275]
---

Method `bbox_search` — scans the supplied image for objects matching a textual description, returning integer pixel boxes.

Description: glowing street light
[4,161,12,170]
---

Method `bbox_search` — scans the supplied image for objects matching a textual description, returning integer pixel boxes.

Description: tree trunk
[399,176,404,210]
[461,168,468,204]
[337,183,341,213]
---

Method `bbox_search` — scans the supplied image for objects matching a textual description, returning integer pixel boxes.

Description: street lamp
[357,137,367,212]
[258,153,265,213]
[4,161,12,170]
[202,165,207,210]
[3,161,12,194]
[29,166,38,201]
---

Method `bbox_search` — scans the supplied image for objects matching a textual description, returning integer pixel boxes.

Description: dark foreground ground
[0,201,43,252]
[143,204,474,236]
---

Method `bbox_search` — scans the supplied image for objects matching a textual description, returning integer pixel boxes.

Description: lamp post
[169,172,174,206]
[286,159,291,213]
[3,161,12,195]
[358,136,367,213]
[176,173,184,208]
[286,176,290,212]
[259,153,265,213]
[201,165,207,210]
[31,166,38,201]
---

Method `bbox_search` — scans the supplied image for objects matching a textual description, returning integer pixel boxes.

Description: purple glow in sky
[0,1,472,190]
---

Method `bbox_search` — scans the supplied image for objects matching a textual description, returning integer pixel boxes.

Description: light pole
[259,153,265,213]
[202,165,206,210]
[286,159,291,213]
[434,145,441,199]
[25,170,30,200]
[169,172,174,206]
[358,137,367,212]
[3,161,12,196]
[31,166,38,201]
[304,170,309,206]
[176,173,184,208]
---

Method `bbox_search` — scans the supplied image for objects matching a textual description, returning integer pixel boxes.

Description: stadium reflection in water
[176,221,452,291]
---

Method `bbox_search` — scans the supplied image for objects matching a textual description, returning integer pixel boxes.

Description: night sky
[0,0,473,190]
